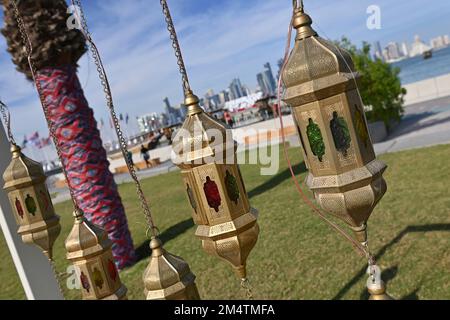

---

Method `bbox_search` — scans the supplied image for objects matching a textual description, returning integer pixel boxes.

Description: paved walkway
[50,96,450,204]
[374,95,450,154]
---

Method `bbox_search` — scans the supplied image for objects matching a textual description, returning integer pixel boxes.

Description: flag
[40,136,52,148]
[29,131,40,147]
[21,135,28,148]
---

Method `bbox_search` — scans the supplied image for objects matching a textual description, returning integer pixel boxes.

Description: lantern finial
[184,90,203,116]
[292,3,317,39]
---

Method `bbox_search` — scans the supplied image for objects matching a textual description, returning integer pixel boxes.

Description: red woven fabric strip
[36,65,136,269]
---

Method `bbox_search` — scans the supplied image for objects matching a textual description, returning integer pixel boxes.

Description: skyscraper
[373,41,384,60]
[256,63,277,96]
[229,78,246,100]
[257,72,268,95]
[163,97,181,126]
[263,62,276,95]
[386,42,401,61]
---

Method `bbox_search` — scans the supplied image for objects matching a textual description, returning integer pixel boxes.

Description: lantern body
[143,237,200,300]
[282,10,387,239]
[173,94,259,279]
[65,209,127,300]
[2,144,61,259]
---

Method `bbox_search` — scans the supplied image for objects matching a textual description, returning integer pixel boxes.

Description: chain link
[0,100,16,145]
[70,0,158,236]
[159,0,191,96]
[10,0,79,209]
[240,278,254,300]
[49,259,66,299]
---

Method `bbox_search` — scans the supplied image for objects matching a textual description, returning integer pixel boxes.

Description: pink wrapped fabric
[36,65,136,269]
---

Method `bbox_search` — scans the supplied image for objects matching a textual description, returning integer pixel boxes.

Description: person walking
[140,145,150,168]
[126,149,138,171]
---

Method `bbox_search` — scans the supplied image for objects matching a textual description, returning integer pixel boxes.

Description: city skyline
[374,33,450,62]
[1,0,450,139]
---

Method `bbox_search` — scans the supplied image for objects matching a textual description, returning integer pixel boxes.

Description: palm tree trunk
[37,65,136,269]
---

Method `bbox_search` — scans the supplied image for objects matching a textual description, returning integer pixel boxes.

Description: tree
[1,0,136,269]
[337,37,406,131]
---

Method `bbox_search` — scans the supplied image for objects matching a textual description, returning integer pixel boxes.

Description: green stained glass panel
[25,194,37,216]
[330,111,351,157]
[306,118,326,162]
[225,170,240,204]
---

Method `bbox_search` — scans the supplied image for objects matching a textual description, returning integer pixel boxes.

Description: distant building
[444,35,450,46]
[203,89,223,111]
[224,92,263,112]
[373,41,384,60]
[257,63,277,96]
[229,78,246,100]
[409,35,431,57]
[137,113,163,133]
[218,90,230,105]
[430,36,446,49]
[276,58,284,81]
[385,42,401,61]
[163,97,182,126]
[400,42,409,57]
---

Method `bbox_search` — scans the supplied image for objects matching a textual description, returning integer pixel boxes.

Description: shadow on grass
[134,218,194,262]
[333,223,450,300]
[248,161,307,199]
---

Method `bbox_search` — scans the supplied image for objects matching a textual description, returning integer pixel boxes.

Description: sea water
[392,46,450,85]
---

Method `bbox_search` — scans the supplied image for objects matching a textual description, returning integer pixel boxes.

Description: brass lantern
[281,7,387,244]
[143,236,200,300]
[2,143,61,260]
[173,91,259,279]
[65,208,127,300]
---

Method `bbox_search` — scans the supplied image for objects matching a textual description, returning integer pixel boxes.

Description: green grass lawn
[1,144,450,300]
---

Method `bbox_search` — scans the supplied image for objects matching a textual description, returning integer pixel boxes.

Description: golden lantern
[172,92,260,280]
[143,236,200,300]
[65,208,127,300]
[282,5,387,244]
[281,2,392,299]
[2,143,61,260]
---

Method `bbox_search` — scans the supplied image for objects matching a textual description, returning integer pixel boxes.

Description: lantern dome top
[172,91,232,169]
[3,143,46,190]
[65,209,112,260]
[282,8,355,90]
[143,236,198,297]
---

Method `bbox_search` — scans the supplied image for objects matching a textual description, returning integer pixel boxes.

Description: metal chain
[49,259,66,298]
[70,0,158,237]
[0,100,16,145]
[240,278,254,300]
[9,0,79,210]
[159,0,191,96]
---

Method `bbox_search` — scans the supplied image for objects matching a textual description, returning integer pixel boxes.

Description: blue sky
[1,0,449,142]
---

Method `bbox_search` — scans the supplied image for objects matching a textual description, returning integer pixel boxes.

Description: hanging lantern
[281,6,387,244]
[173,92,259,279]
[2,143,61,260]
[65,208,127,300]
[143,236,200,300]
